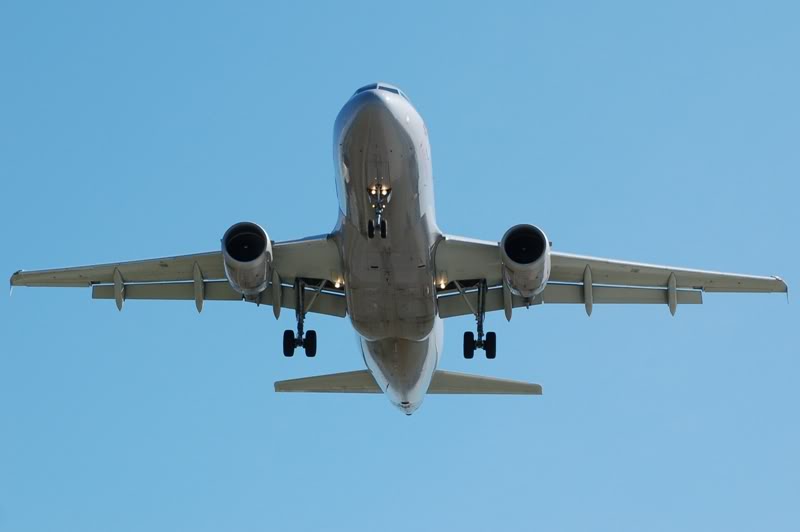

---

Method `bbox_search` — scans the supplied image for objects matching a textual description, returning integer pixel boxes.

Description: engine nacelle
[221,222,272,298]
[500,224,551,298]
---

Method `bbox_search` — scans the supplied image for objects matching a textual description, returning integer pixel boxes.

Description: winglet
[777,276,789,303]
[9,270,22,295]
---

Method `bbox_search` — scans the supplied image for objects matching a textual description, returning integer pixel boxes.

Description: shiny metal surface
[360,318,443,415]
[332,85,442,413]
[499,224,552,298]
[8,81,788,414]
[221,222,272,299]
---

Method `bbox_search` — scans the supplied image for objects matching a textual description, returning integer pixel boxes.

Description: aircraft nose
[336,89,405,142]
[348,90,397,123]
[351,88,388,107]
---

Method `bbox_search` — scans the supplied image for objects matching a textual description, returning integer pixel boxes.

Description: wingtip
[772,276,789,303]
[775,276,789,302]
[9,270,22,294]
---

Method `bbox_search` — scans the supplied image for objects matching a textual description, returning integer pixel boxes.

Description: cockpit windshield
[353,82,410,102]
[354,83,378,95]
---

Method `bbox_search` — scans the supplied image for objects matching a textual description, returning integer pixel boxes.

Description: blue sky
[1,1,798,530]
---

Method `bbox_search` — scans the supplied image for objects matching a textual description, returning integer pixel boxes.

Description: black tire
[485,331,497,359]
[367,219,375,239]
[283,330,295,357]
[304,330,317,357]
[463,331,475,359]
[380,219,387,238]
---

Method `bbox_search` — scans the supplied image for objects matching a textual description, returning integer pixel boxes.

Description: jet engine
[222,222,272,298]
[500,224,551,298]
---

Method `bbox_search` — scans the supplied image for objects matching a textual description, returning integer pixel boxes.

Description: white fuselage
[333,86,443,414]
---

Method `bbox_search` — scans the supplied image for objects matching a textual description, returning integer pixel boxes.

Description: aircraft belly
[345,232,436,340]
[337,93,437,342]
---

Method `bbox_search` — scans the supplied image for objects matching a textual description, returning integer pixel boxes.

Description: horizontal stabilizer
[274,370,381,393]
[274,370,541,395]
[429,371,541,395]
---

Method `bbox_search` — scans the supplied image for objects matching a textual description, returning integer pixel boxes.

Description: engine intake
[222,222,272,298]
[500,224,551,298]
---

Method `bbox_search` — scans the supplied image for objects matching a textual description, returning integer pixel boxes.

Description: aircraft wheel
[380,219,387,238]
[304,330,317,357]
[283,330,295,357]
[367,220,375,239]
[463,331,475,359]
[485,331,497,359]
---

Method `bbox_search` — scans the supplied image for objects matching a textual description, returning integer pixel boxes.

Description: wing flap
[92,281,348,317]
[92,281,241,302]
[438,284,701,318]
[543,284,703,305]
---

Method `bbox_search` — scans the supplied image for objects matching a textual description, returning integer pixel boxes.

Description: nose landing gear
[367,218,387,239]
[367,184,391,239]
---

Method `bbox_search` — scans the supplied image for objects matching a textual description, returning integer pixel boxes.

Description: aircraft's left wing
[10,235,347,317]
[434,235,787,318]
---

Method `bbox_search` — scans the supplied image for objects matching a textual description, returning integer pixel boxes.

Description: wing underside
[10,233,787,319]
[434,235,787,318]
[10,235,347,317]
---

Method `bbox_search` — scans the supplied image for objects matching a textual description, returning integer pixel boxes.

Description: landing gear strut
[457,280,497,359]
[283,279,317,357]
[367,184,391,239]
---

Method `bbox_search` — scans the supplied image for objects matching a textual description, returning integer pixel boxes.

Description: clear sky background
[1,1,798,531]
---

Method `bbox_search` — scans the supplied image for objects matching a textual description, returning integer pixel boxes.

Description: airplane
[10,82,788,415]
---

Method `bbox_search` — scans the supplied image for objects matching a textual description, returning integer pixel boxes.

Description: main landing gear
[457,280,497,360]
[283,279,317,357]
[367,184,391,239]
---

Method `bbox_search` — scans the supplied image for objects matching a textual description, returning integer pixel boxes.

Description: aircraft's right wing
[434,235,787,318]
[10,234,347,317]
